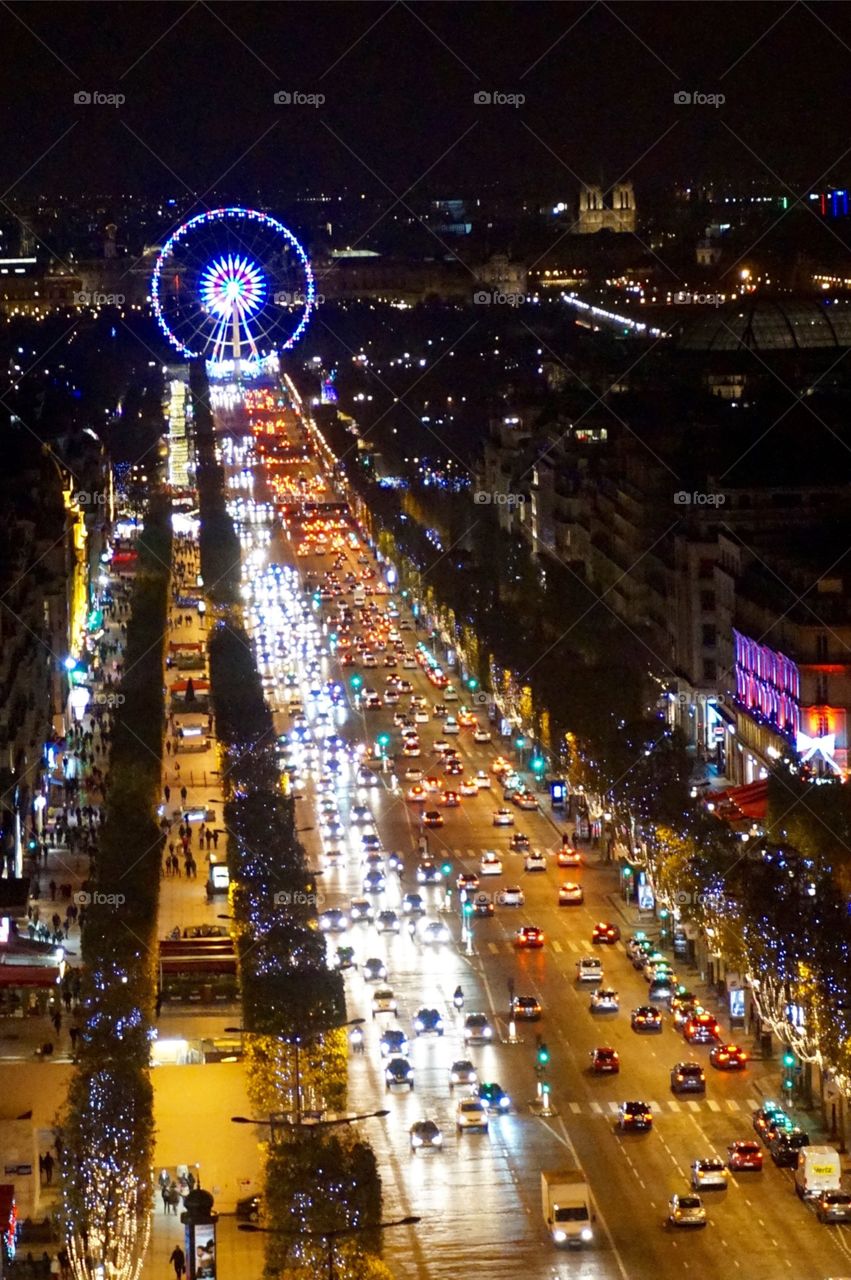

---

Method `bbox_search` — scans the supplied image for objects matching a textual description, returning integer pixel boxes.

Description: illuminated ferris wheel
[151,207,315,366]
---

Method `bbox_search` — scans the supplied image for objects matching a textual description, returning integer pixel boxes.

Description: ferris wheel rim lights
[151,206,315,362]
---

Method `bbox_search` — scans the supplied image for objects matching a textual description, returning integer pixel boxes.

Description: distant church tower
[104,223,118,259]
[577,182,636,234]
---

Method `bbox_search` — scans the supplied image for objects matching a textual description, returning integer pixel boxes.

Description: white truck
[541,1169,595,1247]
[794,1145,842,1200]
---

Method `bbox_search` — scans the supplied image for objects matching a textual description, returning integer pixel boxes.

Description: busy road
[214,377,851,1280]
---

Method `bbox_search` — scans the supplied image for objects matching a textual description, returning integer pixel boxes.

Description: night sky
[0,2,849,201]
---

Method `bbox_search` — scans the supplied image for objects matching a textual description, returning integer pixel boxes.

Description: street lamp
[225,1018,364,1124]
[239,1215,421,1280]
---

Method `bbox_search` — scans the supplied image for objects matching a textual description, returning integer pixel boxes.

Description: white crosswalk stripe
[590,1102,605,1115]
[707,1100,721,1112]
[551,1097,760,1119]
[487,942,499,955]
[551,940,563,954]
[607,1101,620,1115]
[726,1099,741,1112]
[569,1102,582,1115]
[686,1100,701,1112]
[667,1100,682,1113]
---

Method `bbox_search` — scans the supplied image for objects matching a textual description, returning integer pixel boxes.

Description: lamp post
[226,1018,364,1124]
[239,1215,421,1280]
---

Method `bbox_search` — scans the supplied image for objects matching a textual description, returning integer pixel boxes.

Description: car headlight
[411,1135,422,1147]
[433,1132,443,1145]
[553,1230,567,1244]
[414,1021,423,1031]
[406,1070,413,1079]
[500,1095,510,1109]
[435,1019,443,1030]
[580,1227,593,1242]
[484,1027,492,1038]
[451,1073,459,1081]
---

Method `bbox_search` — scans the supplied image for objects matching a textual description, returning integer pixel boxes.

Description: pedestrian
[51,1009,62,1036]
[212,829,219,849]
[166,738,172,756]
[69,1025,79,1054]
[169,1245,186,1279]
[164,785,171,804]
[49,880,57,901]
[161,1184,170,1214]
[180,785,187,805]
[50,1253,60,1280]
[58,1246,70,1280]
[43,1151,54,1185]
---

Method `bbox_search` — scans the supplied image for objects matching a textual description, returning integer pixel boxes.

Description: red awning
[0,966,61,988]
[711,778,768,821]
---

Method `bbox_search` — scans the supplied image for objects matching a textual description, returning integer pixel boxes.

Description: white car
[589,988,619,1013]
[414,710,429,723]
[475,771,492,789]
[456,1099,489,1132]
[576,956,604,982]
[492,808,514,827]
[473,728,492,743]
[444,717,460,735]
[691,1158,728,1190]
[404,768,424,783]
[479,852,503,876]
[420,920,451,944]
[371,983,399,1013]
[667,1194,707,1228]
[524,850,546,872]
[463,1013,494,1043]
[498,885,525,907]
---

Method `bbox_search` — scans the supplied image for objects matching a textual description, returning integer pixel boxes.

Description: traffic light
[350,674,363,690]
[782,1049,796,1091]
[622,866,633,878]
[467,677,479,691]
[441,861,452,877]
[530,755,546,775]
[377,733,390,753]
[462,901,473,917]
[536,1040,550,1067]
[514,736,526,750]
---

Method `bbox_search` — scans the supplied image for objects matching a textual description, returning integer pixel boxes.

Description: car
[362,869,386,894]
[444,717,460,735]
[380,1028,410,1058]
[472,893,494,917]
[456,872,480,892]
[456,1098,489,1132]
[424,775,441,792]
[407,785,427,803]
[648,975,677,1005]
[591,921,620,945]
[816,1191,851,1223]
[670,1062,706,1094]
[464,1013,494,1043]
[376,910,401,934]
[478,1081,511,1111]
[667,1194,706,1228]
[449,1059,478,1090]
[727,1140,763,1172]
[590,1046,620,1074]
[683,1012,721,1044]
[371,987,397,1017]
[235,1193,263,1222]
[753,1103,793,1143]
[498,884,525,907]
[769,1127,810,1167]
[509,832,531,852]
[589,988,619,1013]
[412,1007,444,1036]
[433,704,447,718]
[480,852,503,876]
[385,1056,415,1090]
[617,1101,653,1131]
[350,804,372,824]
[402,741,421,757]
[409,1119,443,1152]
[319,908,348,932]
[440,790,460,808]
[642,952,674,980]
[709,1043,748,1071]
[416,861,442,884]
[401,893,425,916]
[557,845,582,867]
[414,709,429,723]
[558,882,584,906]
[576,956,603,982]
[631,1006,663,1032]
[524,850,547,873]
[433,740,451,755]
[349,898,374,924]
[363,957,387,982]
[422,810,444,828]
[492,808,514,827]
[671,988,700,1020]
[460,778,479,796]
[511,995,542,1021]
[627,935,656,965]
[513,791,538,811]
[515,925,544,949]
[474,770,492,789]
[421,920,451,945]
[473,728,492,743]
[444,759,464,777]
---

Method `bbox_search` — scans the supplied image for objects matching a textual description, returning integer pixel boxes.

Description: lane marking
[707,1099,721,1112]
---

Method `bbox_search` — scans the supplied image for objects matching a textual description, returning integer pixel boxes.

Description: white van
[795,1145,842,1200]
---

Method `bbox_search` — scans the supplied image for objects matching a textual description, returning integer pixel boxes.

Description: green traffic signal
[377,733,390,749]
[782,1050,795,1069]
[530,756,546,774]
[536,1042,550,1066]
[351,675,363,689]
[462,902,473,916]
[441,862,452,876]
[514,736,526,749]
[467,677,479,690]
